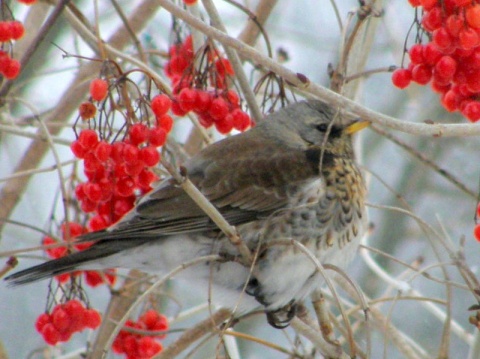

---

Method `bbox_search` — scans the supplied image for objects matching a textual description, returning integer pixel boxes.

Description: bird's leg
[312,291,340,345]
[265,300,297,329]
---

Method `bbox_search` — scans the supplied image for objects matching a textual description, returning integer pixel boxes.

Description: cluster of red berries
[392,0,480,122]
[112,309,168,359]
[71,81,170,223]
[0,21,23,79]
[42,221,117,286]
[165,36,252,133]
[35,300,101,345]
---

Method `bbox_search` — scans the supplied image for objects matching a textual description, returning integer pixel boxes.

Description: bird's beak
[344,119,371,135]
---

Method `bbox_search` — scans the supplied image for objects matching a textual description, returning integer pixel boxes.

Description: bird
[5,100,369,328]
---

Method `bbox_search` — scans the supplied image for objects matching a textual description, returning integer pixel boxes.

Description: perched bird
[6,100,369,328]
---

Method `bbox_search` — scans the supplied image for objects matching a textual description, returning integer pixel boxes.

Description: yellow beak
[344,120,371,135]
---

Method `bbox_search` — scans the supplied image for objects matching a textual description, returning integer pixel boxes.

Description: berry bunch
[42,221,117,286]
[35,300,101,345]
[165,36,252,133]
[112,309,169,359]
[0,20,23,79]
[71,126,163,224]
[392,0,480,122]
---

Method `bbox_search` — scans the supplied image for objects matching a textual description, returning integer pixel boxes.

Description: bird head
[266,100,370,159]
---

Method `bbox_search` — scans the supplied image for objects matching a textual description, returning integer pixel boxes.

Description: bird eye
[315,124,329,132]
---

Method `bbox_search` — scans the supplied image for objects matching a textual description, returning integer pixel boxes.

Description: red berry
[80,198,97,213]
[94,141,112,161]
[215,114,234,134]
[140,146,160,167]
[441,90,460,111]
[129,123,149,145]
[419,0,438,10]
[138,336,162,357]
[148,127,167,147]
[0,22,11,42]
[79,102,97,120]
[226,90,240,107]
[178,87,198,112]
[183,0,198,5]
[453,0,471,6]
[215,58,235,76]
[52,306,71,333]
[90,78,108,101]
[209,97,229,121]
[41,323,61,345]
[125,161,144,177]
[193,91,213,113]
[474,224,480,242]
[391,68,412,89]
[2,58,21,79]
[422,43,442,65]
[9,21,25,40]
[462,101,480,121]
[408,44,424,65]
[18,0,37,3]
[111,141,126,163]
[171,100,187,116]
[55,273,71,284]
[85,308,102,329]
[35,313,51,333]
[84,183,102,203]
[70,140,86,159]
[140,309,161,329]
[64,300,87,332]
[138,169,158,189]
[198,113,214,128]
[89,215,108,231]
[114,198,134,217]
[231,109,251,131]
[151,314,169,335]
[123,144,140,164]
[459,28,480,50]
[116,177,136,197]
[79,129,99,149]
[151,94,172,117]
[122,334,138,356]
[411,64,432,85]
[435,56,457,79]
[408,0,421,6]
[169,55,190,75]
[85,271,103,287]
[467,5,480,29]
[422,8,442,32]
[83,152,103,172]
[466,71,480,92]
[157,114,174,133]
[446,14,464,37]
[433,28,453,50]
[61,222,84,239]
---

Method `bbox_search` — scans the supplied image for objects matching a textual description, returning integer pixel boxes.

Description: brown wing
[80,125,324,241]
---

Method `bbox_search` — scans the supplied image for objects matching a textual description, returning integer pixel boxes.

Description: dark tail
[4,236,148,286]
